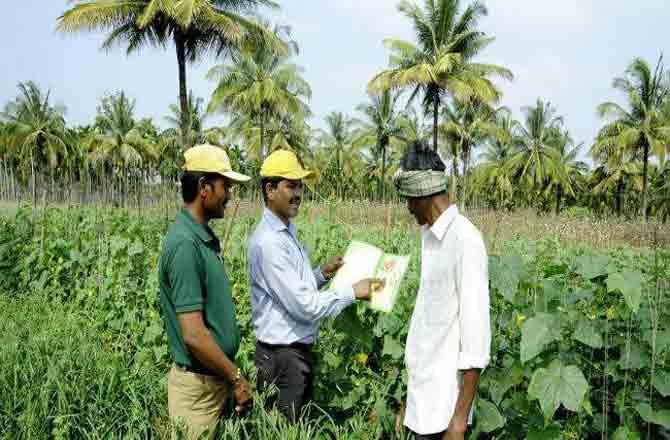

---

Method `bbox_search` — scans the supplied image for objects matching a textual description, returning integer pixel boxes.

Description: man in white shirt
[392,141,491,440]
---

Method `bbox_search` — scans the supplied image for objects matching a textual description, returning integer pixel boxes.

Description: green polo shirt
[158,208,240,370]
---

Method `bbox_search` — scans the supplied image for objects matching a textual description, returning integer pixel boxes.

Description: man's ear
[265,182,275,201]
[198,177,211,198]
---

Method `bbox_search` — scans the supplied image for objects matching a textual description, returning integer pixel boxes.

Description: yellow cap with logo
[260,149,314,180]
[183,144,251,182]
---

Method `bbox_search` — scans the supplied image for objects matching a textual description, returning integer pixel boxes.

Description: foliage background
[0,204,668,439]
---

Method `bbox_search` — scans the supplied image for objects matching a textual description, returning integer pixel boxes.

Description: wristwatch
[233,368,242,384]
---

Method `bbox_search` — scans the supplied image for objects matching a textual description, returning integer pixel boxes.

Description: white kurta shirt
[404,204,491,435]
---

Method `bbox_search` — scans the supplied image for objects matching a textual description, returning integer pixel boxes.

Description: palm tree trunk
[460,144,469,209]
[337,143,342,200]
[450,154,459,201]
[555,186,561,215]
[260,113,266,160]
[380,140,387,201]
[433,95,439,151]
[641,141,649,220]
[175,32,190,150]
[615,179,624,217]
[31,155,36,209]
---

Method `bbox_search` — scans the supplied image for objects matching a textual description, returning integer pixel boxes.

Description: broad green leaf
[635,403,670,429]
[607,270,643,313]
[488,364,524,405]
[528,359,589,421]
[655,329,670,353]
[618,343,649,370]
[323,352,341,368]
[476,399,505,433]
[612,426,640,440]
[334,307,373,351]
[382,335,403,360]
[573,318,603,348]
[521,313,561,363]
[653,371,670,397]
[489,255,526,302]
[526,424,562,440]
[574,255,609,279]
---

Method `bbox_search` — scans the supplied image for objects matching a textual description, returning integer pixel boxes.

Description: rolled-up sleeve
[259,242,354,324]
[456,231,491,370]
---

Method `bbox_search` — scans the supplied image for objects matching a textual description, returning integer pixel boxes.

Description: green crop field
[0,203,668,439]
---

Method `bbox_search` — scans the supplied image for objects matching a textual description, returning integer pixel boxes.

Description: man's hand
[321,256,344,279]
[353,278,385,300]
[443,414,468,440]
[233,376,253,415]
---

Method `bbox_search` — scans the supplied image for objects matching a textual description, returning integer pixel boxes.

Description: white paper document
[330,241,409,313]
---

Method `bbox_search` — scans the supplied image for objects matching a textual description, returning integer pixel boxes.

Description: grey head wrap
[392,169,448,198]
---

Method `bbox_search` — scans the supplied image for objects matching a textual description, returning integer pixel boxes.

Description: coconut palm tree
[316,112,359,200]
[165,91,208,147]
[1,81,72,205]
[505,99,567,208]
[57,0,281,149]
[86,91,156,205]
[207,24,311,159]
[397,106,430,145]
[368,0,512,151]
[545,132,588,214]
[439,99,497,205]
[353,90,405,200]
[472,108,519,208]
[650,161,670,221]
[590,122,642,216]
[226,110,312,160]
[596,56,670,219]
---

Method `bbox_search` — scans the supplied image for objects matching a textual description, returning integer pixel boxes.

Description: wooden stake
[222,198,241,256]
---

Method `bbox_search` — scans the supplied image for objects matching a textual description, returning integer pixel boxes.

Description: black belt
[257,340,313,352]
[174,362,214,375]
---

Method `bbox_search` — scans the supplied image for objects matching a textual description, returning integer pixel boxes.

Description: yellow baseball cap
[183,144,251,183]
[260,149,314,180]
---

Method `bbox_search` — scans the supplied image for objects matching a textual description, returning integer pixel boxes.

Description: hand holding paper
[331,241,409,313]
[352,278,386,301]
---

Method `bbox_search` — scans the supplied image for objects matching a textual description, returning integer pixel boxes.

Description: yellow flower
[355,353,368,365]
[516,314,526,328]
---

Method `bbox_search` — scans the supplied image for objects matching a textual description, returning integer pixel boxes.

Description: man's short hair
[180,171,223,203]
[260,177,284,204]
[400,140,446,172]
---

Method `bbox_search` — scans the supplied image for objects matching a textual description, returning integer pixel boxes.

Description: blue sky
[2,0,669,155]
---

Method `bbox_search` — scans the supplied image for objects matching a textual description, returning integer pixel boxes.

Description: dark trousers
[410,431,445,440]
[255,341,314,421]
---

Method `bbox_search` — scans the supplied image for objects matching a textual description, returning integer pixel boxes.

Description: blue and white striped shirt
[247,208,355,345]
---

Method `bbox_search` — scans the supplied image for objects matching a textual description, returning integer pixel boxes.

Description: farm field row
[0,205,668,439]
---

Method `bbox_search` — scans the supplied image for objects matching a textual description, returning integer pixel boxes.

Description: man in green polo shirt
[158,144,253,439]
